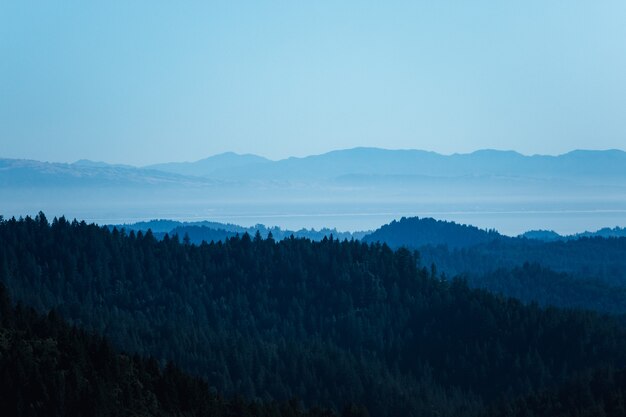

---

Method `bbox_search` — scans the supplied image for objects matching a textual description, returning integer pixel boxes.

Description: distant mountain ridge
[111,219,367,242]
[521,226,626,241]
[145,152,270,178]
[3,148,625,235]
[0,158,215,187]
[141,147,626,182]
[3,147,626,185]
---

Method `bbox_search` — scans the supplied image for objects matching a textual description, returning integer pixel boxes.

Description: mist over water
[4,191,625,235]
[2,148,625,235]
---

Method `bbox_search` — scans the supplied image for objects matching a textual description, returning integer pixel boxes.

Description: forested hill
[0,284,347,417]
[3,214,626,416]
[362,216,503,248]
[362,217,626,314]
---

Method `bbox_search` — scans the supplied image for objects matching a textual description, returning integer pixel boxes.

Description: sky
[1,1,626,166]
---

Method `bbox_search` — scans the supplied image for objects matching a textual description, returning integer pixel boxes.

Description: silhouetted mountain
[72,159,134,169]
[6,148,626,186]
[201,148,626,183]
[11,148,623,185]
[0,158,214,188]
[362,216,503,249]
[146,152,270,177]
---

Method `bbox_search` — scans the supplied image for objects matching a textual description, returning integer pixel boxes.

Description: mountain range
[0,158,214,188]
[3,147,626,185]
[147,148,626,183]
[2,148,626,234]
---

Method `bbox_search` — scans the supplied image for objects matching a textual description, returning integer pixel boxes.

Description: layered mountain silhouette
[361,216,626,314]
[2,148,625,233]
[146,152,270,178]
[3,147,626,186]
[0,158,214,187]
[522,226,626,241]
[149,148,626,182]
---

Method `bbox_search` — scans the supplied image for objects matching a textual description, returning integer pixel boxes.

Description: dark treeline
[3,213,626,416]
[0,284,348,417]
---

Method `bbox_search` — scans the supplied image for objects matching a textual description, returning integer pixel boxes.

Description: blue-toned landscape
[2,2,626,416]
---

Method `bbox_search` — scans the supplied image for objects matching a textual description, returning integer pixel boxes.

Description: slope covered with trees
[362,217,626,313]
[3,214,626,416]
[461,262,626,315]
[0,284,344,417]
[363,217,626,286]
[415,237,626,314]
[484,367,626,417]
[418,236,626,285]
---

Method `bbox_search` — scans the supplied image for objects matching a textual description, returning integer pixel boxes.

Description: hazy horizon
[4,146,626,166]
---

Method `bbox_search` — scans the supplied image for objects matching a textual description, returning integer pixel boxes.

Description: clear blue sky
[2,1,625,165]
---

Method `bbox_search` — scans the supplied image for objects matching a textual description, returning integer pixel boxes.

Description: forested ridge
[418,237,626,285]
[362,216,626,314]
[3,213,626,416]
[363,217,626,285]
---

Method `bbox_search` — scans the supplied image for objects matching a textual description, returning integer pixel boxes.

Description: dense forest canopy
[418,236,626,284]
[363,217,626,286]
[3,213,626,416]
[0,283,350,417]
[361,216,626,314]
